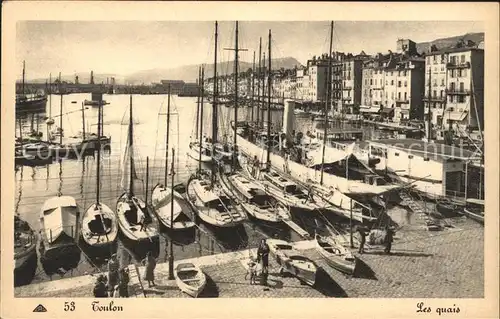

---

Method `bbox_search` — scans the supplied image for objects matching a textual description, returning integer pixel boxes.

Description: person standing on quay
[119,267,130,297]
[107,254,120,296]
[142,251,157,288]
[357,226,368,254]
[384,226,395,254]
[257,239,270,273]
[93,275,108,298]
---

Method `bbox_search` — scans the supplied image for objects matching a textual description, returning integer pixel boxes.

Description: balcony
[446,61,471,69]
[423,96,447,102]
[447,89,470,95]
[395,98,409,104]
[342,96,352,101]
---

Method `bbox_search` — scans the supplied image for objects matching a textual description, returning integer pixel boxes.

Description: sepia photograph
[2,2,498,319]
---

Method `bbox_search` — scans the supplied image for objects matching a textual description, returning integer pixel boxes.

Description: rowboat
[151,183,195,230]
[315,233,357,275]
[459,198,484,224]
[174,263,207,298]
[267,239,317,286]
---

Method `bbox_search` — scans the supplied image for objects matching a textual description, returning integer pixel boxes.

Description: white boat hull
[116,193,159,242]
[81,203,118,247]
[151,184,195,230]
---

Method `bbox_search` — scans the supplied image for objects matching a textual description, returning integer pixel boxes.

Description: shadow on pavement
[354,258,378,280]
[314,268,348,297]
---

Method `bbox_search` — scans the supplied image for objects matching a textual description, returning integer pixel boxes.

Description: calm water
[16,93,369,285]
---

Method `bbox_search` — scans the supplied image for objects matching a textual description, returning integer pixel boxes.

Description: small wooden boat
[186,175,246,227]
[267,239,317,286]
[151,183,195,230]
[14,215,38,286]
[116,193,159,242]
[174,262,207,298]
[22,142,51,158]
[39,196,82,276]
[460,198,484,224]
[315,233,357,275]
[221,172,291,223]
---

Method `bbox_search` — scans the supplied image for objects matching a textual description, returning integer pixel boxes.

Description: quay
[15,217,484,298]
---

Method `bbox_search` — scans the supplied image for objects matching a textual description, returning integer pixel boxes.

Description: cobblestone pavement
[16,217,483,298]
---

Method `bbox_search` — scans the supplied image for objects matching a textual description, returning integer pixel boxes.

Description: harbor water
[15,93,393,285]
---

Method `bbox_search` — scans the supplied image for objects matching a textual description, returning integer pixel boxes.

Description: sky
[16,20,483,80]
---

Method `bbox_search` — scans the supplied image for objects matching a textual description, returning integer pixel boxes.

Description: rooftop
[424,46,484,56]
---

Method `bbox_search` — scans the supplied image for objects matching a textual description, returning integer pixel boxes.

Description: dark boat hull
[436,202,458,218]
[14,248,38,287]
[16,96,47,112]
[39,242,81,276]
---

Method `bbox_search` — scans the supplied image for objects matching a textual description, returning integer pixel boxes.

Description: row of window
[428,54,467,64]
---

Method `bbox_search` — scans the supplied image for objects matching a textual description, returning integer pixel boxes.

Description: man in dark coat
[93,275,108,298]
[357,226,368,254]
[257,239,270,273]
[384,227,395,254]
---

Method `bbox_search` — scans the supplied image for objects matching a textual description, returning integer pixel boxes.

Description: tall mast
[164,84,171,186]
[262,51,266,127]
[266,30,272,169]
[251,51,256,124]
[320,21,334,186]
[199,67,205,170]
[211,21,218,186]
[129,94,134,196]
[233,21,239,171]
[59,72,63,145]
[427,60,432,140]
[49,73,52,118]
[22,61,25,95]
[96,98,102,204]
[257,38,262,127]
[195,67,201,140]
[81,101,86,140]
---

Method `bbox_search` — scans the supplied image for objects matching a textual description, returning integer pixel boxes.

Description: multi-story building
[341,52,368,114]
[392,57,426,122]
[424,46,484,137]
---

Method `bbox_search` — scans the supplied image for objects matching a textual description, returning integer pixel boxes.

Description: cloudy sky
[16,20,482,79]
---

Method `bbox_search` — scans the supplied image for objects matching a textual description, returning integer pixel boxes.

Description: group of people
[357,225,395,254]
[93,254,130,298]
[93,251,158,298]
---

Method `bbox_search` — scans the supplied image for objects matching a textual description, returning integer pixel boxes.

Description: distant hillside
[416,32,484,54]
[26,72,125,85]
[124,57,302,84]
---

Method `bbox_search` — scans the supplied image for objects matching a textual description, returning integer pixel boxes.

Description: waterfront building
[366,139,481,199]
[160,80,185,94]
[341,52,368,114]
[423,46,484,139]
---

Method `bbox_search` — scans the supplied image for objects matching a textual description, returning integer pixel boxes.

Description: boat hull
[315,236,356,275]
[151,184,196,230]
[460,208,484,224]
[174,264,207,298]
[116,193,160,243]
[435,202,459,218]
[188,144,212,162]
[80,203,119,250]
[16,96,47,112]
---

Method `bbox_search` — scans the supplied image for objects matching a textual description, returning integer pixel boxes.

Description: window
[391,80,394,85]
[440,90,444,98]
[398,92,401,100]
[424,157,430,161]
[370,79,373,85]
[408,155,414,159]
[391,92,394,99]
[441,79,445,86]
[398,81,401,87]
[458,96,465,103]
[404,81,407,87]
[386,80,388,85]
[459,82,464,92]
[404,92,407,100]
[461,55,465,63]
[433,90,437,98]
[386,92,388,98]
[395,152,400,156]
[433,56,437,63]
[448,96,453,103]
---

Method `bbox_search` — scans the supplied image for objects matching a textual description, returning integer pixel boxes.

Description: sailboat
[188,68,213,163]
[14,215,38,286]
[186,21,247,228]
[152,85,195,230]
[116,95,160,242]
[80,99,118,252]
[16,61,47,112]
[234,23,400,199]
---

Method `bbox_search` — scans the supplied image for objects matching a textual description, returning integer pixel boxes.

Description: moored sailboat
[14,215,38,286]
[80,99,118,254]
[116,95,159,243]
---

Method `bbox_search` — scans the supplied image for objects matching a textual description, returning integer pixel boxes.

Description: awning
[380,108,394,115]
[359,106,380,113]
[443,110,468,121]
